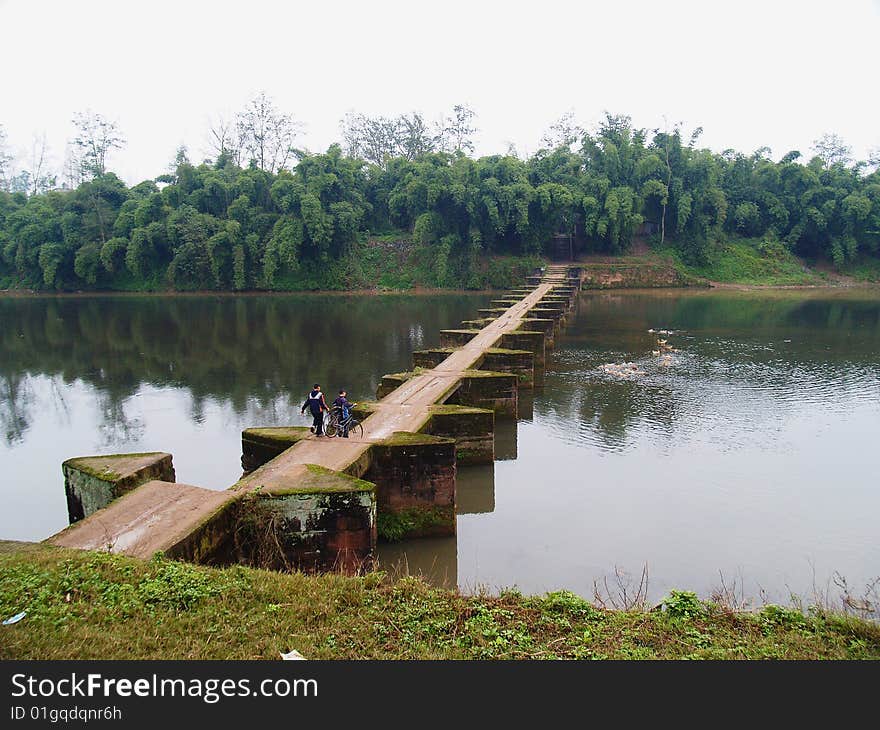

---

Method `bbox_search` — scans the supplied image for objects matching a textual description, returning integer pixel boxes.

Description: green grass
[268,234,544,292]
[665,238,824,286]
[663,238,826,286]
[1,542,877,660]
[840,256,880,283]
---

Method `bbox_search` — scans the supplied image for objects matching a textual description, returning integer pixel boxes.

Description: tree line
[1,94,878,291]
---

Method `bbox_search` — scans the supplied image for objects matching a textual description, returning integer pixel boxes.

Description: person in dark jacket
[301,384,328,436]
[332,390,356,437]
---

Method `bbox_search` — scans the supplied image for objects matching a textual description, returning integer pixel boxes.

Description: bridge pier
[412,348,456,369]
[377,371,412,398]
[519,317,556,347]
[366,432,456,541]
[445,370,518,418]
[439,329,480,347]
[480,347,535,388]
[500,330,545,369]
[50,264,584,575]
[426,404,494,466]
[240,426,312,474]
[231,465,376,573]
[62,452,175,522]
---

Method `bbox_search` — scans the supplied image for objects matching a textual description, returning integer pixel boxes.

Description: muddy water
[2,289,878,606]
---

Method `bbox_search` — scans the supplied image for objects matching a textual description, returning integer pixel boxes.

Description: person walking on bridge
[301,383,329,436]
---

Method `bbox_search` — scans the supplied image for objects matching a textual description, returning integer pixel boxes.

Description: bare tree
[435,104,477,154]
[811,132,852,168]
[540,110,583,151]
[24,133,55,195]
[61,144,85,189]
[341,110,439,167]
[207,114,242,166]
[71,110,125,178]
[341,112,397,167]
[235,92,303,173]
[0,125,13,191]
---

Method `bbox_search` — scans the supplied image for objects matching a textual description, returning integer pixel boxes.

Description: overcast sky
[2,0,878,185]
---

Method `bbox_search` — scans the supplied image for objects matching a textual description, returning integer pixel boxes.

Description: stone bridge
[49,265,582,572]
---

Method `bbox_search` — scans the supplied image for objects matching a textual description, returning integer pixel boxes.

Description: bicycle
[324,405,363,439]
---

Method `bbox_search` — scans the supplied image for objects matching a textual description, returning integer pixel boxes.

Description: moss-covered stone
[412,347,457,369]
[480,348,535,388]
[230,464,377,573]
[500,331,545,368]
[460,318,493,329]
[366,431,456,539]
[240,427,312,474]
[438,329,480,347]
[265,464,376,496]
[377,371,415,399]
[427,404,494,465]
[62,452,175,523]
[351,401,381,421]
[445,370,518,417]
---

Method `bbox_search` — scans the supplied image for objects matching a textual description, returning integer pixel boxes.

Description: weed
[662,591,705,620]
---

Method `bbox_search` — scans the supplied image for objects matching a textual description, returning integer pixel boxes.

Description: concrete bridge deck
[49,265,580,566]
[232,281,556,488]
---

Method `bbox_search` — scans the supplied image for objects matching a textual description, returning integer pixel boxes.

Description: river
[2,289,878,608]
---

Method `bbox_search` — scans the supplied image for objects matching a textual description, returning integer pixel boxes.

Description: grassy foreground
[1,542,877,660]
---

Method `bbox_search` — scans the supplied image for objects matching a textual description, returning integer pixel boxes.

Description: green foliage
[760,604,809,631]
[668,237,822,285]
[1,114,877,291]
[376,508,449,541]
[662,590,705,620]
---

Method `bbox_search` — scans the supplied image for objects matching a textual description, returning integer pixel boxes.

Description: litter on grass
[3,611,26,625]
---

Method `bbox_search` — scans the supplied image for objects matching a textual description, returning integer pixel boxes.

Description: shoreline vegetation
[1,237,878,297]
[2,108,878,297]
[1,542,877,660]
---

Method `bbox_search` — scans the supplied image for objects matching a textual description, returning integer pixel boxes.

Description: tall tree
[20,133,56,196]
[540,110,583,151]
[436,104,477,154]
[235,92,302,174]
[341,111,436,167]
[811,133,852,169]
[0,125,13,191]
[71,111,125,179]
[207,114,242,166]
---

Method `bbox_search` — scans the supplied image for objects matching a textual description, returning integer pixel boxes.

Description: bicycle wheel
[348,418,363,439]
[324,414,339,438]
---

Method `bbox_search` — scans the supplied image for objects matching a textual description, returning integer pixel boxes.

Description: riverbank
[663,237,880,288]
[575,239,880,290]
[1,542,876,660]
[4,235,878,296]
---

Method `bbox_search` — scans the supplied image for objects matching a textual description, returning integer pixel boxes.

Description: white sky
[1,0,878,185]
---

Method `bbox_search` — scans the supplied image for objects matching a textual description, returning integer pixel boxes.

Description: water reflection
[0,293,490,541]
[380,289,880,605]
[456,465,495,514]
[3,289,879,606]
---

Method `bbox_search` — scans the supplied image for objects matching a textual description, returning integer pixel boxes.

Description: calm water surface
[2,290,878,605]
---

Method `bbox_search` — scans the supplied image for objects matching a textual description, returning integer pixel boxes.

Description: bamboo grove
[1,113,878,291]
